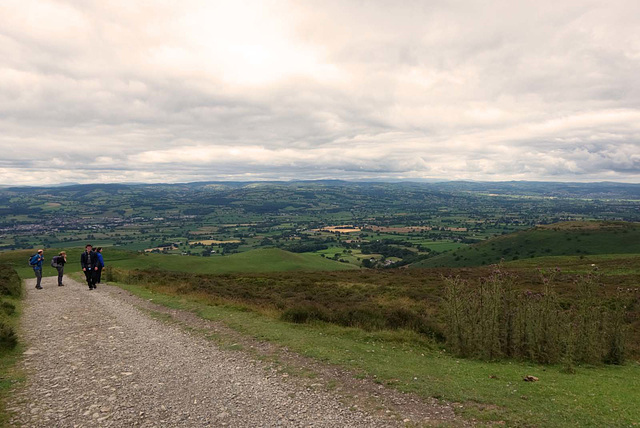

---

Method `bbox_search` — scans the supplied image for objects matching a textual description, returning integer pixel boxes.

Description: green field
[0,247,357,280]
[508,253,640,275]
[3,181,639,269]
[112,248,358,274]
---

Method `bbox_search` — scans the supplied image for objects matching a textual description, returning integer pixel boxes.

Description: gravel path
[8,276,404,427]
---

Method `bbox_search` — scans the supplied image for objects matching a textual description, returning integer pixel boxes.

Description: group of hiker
[29,244,105,290]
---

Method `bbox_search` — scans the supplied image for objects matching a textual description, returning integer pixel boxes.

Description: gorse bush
[443,267,627,365]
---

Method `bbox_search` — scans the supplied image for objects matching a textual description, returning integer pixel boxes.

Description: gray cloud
[0,0,639,185]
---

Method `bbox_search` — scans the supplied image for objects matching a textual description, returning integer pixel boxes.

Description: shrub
[603,291,627,365]
[281,306,328,324]
[104,266,114,282]
[334,308,386,330]
[0,265,21,298]
[386,307,421,330]
[0,321,17,351]
[1,301,15,316]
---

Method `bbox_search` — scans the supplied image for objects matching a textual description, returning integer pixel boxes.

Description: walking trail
[8,276,463,427]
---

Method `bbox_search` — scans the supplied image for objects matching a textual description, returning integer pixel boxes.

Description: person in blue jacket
[30,249,45,290]
[95,247,105,284]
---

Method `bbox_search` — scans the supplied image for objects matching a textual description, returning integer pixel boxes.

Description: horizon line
[2,178,640,188]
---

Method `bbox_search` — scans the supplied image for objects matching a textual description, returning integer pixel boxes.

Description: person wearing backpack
[95,247,105,284]
[30,249,45,290]
[51,251,67,286]
[80,244,98,290]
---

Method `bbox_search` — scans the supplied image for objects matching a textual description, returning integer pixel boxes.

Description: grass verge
[112,280,640,427]
[0,295,24,427]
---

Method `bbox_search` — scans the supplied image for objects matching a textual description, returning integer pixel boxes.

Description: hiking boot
[35,286,43,290]
[58,284,64,286]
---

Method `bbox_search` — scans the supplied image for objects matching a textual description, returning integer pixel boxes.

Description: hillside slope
[114,248,359,274]
[1,248,357,279]
[413,221,640,268]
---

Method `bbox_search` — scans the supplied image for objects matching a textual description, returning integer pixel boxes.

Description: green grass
[508,253,640,275]
[0,322,23,427]
[414,221,640,268]
[117,248,358,274]
[418,241,467,252]
[112,281,640,427]
[0,264,23,426]
[0,247,357,279]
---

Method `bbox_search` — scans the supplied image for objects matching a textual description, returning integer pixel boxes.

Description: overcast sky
[1,0,639,185]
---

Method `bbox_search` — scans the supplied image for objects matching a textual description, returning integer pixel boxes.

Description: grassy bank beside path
[0,306,22,427]
[111,280,640,427]
[0,265,24,426]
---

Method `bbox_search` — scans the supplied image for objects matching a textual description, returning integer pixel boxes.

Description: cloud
[0,0,639,185]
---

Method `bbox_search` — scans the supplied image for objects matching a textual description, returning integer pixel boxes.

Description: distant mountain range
[4,180,639,199]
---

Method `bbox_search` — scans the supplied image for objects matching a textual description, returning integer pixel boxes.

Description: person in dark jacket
[80,244,98,290]
[53,251,67,286]
[30,249,45,290]
[95,247,105,284]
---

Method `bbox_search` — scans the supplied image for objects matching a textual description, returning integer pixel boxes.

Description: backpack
[51,256,59,268]
[28,254,38,266]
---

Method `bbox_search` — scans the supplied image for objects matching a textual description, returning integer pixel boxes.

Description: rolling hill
[1,247,358,279]
[111,248,358,274]
[412,221,640,268]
